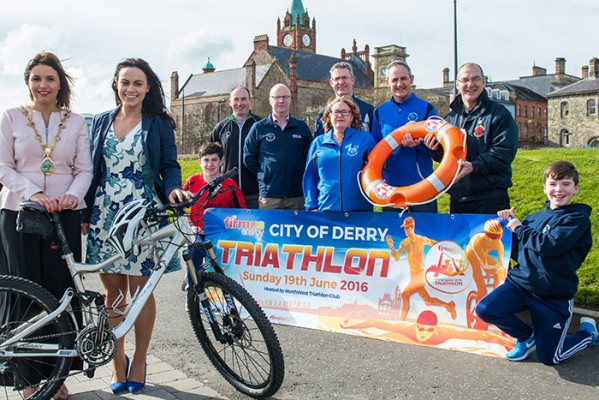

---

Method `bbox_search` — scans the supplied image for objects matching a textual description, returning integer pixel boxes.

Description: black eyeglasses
[332,110,351,117]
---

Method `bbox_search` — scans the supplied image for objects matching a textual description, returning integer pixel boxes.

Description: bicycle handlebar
[153,167,238,214]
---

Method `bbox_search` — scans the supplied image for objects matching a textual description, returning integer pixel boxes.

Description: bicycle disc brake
[76,325,117,366]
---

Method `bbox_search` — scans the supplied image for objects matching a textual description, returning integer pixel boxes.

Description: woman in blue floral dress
[82,58,190,394]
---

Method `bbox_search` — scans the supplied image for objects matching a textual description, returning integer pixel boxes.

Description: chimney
[582,65,589,79]
[170,71,179,101]
[442,68,450,85]
[589,58,599,78]
[245,59,256,110]
[532,65,546,76]
[555,57,566,84]
[253,34,269,52]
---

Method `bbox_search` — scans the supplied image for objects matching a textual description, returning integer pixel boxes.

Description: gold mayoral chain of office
[20,105,70,176]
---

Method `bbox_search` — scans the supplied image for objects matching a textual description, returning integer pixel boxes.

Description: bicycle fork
[183,243,244,344]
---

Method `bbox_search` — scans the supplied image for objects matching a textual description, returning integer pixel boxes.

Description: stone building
[170,0,378,155]
[546,58,599,147]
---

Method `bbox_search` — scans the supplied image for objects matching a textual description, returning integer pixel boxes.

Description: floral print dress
[86,123,180,275]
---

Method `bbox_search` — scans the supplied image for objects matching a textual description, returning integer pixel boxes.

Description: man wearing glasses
[443,63,518,214]
[243,84,312,210]
[371,60,439,213]
[313,62,374,137]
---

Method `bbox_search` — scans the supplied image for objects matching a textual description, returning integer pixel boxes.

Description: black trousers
[449,193,510,215]
[0,209,83,383]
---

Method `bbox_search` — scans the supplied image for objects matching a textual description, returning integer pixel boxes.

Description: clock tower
[372,45,409,103]
[276,0,316,53]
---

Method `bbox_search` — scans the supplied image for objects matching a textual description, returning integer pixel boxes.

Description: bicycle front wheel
[0,275,74,400]
[187,272,284,399]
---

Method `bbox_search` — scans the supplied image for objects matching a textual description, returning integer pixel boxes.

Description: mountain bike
[0,168,284,399]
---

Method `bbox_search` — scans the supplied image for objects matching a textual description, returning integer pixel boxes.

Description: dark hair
[230,86,251,100]
[543,160,580,185]
[24,52,74,110]
[329,62,354,77]
[111,58,176,127]
[386,60,412,77]
[321,96,363,132]
[199,142,223,159]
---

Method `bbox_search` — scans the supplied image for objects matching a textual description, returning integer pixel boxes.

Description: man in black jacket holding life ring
[443,63,518,214]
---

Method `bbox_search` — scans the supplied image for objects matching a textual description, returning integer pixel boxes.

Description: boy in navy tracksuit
[476,160,597,364]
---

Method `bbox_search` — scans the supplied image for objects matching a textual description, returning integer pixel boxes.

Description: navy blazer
[82,107,182,223]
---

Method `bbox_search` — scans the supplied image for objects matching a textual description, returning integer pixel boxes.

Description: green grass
[180,148,599,309]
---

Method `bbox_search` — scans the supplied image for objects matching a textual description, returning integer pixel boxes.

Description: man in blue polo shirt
[372,60,438,213]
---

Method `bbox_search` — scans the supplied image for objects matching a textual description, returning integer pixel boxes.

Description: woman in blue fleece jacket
[303,97,374,212]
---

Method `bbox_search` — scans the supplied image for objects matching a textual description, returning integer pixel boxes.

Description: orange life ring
[361,118,467,207]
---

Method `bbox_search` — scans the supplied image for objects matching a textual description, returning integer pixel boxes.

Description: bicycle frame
[1,212,203,358]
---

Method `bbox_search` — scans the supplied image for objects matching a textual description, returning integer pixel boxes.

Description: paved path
[66,353,228,400]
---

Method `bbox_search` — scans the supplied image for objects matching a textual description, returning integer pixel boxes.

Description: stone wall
[548,93,599,147]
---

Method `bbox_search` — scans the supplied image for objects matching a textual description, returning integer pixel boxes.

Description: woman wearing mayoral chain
[0,51,92,399]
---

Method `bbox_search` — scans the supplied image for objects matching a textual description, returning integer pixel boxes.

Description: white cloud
[0,24,70,75]
[167,29,234,75]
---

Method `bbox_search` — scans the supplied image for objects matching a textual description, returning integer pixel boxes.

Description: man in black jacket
[210,87,260,208]
[444,63,518,214]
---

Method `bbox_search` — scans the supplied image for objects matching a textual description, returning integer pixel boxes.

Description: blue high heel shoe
[127,362,147,394]
[109,355,130,394]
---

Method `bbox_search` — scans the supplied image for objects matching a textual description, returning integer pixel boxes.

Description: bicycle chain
[5,330,97,391]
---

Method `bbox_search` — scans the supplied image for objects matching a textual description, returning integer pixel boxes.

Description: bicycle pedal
[84,367,96,378]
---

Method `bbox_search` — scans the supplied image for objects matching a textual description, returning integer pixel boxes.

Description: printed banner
[204,209,514,357]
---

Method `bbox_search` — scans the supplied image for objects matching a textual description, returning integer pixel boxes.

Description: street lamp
[453,0,458,98]
[177,73,193,154]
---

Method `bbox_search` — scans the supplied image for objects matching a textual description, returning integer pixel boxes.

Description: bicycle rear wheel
[0,275,74,400]
[187,272,284,398]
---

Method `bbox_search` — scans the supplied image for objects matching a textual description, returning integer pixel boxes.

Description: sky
[1,0,596,114]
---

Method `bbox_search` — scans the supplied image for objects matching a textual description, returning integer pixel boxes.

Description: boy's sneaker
[580,317,598,342]
[506,334,536,361]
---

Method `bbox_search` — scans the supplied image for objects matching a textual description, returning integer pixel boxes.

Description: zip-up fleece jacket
[444,90,518,203]
[243,114,312,198]
[371,94,437,186]
[303,127,375,211]
[210,114,260,196]
[509,202,592,299]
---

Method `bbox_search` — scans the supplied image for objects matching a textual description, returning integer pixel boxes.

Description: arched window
[560,101,569,118]
[587,99,597,116]
[531,106,535,119]
[560,129,570,146]
[524,105,528,117]
[517,104,521,117]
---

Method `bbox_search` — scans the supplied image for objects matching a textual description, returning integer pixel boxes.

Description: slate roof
[504,73,579,97]
[268,46,373,88]
[546,77,599,97]
[181,65,270,99]
[502,82,547,102]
